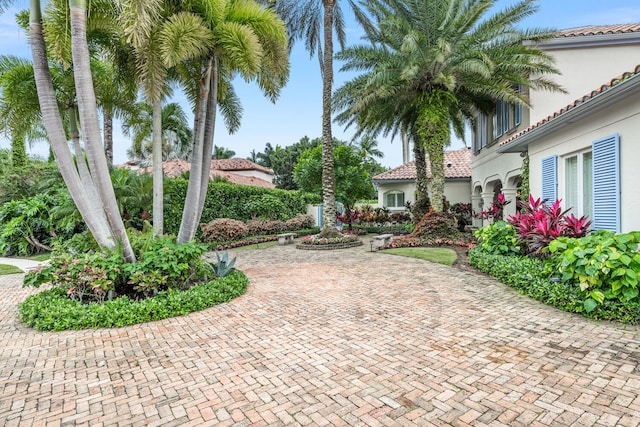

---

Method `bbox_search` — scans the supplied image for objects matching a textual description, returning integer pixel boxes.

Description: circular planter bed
[296,233,363,250]
[296,240,363,250]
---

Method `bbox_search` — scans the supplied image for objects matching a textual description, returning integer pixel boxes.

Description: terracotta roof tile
[373,148,471,181]
[210,158,273,175]
[118,159,276,188]
[558,24,640,38]
[500,64,640,147]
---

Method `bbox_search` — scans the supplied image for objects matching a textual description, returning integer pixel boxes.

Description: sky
[2,0,640,168]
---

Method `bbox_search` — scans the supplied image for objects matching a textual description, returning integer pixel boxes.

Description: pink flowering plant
[507,195,591,258]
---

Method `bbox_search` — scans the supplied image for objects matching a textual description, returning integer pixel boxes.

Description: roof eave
[497,73,640,154]
[542,31,640,49]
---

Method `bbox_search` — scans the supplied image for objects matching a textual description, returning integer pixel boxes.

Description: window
[384,191,405,208]
[493,88,522,139]
[565,151,592,219]
[473,113,489,153]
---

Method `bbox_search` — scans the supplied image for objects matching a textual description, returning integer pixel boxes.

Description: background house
[121,158,276,188]
[470,24,640,229]
[372,148,471,211]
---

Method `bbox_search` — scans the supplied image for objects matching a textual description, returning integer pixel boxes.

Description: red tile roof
[558,24,640,38]
[119,159,276,188]
[373,148,471,181]
[500,64,640,148]
[210,158,273,175]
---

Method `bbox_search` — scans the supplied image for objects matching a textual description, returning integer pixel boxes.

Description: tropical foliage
[334,0,562,212]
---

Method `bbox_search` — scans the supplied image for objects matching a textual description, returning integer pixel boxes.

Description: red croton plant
[507,195,592,257]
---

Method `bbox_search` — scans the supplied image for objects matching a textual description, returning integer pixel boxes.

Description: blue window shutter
[541,155,557,204]
[592,134,620,232]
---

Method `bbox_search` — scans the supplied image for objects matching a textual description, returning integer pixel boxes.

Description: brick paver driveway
[1,243,640,426]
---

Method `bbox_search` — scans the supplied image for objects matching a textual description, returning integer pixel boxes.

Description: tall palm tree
[335,0,563,212]
[265,0,371,235]
[28,0,123,257]
[123,101,193,161]
[117,0,212,236]
[172,0,289,243]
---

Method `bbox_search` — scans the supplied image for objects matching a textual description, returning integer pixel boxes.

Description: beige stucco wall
[230,169,274,183]
[530,44,640,123]
[471,39,640,216]
[376,180,471,211]
[528,94,640,233]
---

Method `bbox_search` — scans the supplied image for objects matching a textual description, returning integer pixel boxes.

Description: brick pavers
[1,243,639,426]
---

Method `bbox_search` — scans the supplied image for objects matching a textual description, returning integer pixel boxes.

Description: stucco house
[372,148,471,211]
[470,24,640,231]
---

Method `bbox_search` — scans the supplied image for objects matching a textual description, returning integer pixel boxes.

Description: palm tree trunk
[413,136,429,201]
[103,106,114,165]
[29,0,114,250]
[195,59,219,227]
[69,0,135,262]
[320,0,337,235]
[69,107,107,223]
[177,58,213,244]
[152,98,163,236]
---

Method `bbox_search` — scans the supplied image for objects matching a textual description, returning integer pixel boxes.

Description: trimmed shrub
[285,214,315,231]
[200,219,248,243]
[411,210,460,241]
[164,179,320,235]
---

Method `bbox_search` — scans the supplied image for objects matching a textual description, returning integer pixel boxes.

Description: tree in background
[293,142,376,213]
[270,136,320,190]
[123,101,193,161]
[211,146,236,160]
[266,0,371,234]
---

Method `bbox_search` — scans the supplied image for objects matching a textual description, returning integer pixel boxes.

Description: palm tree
[117,0,211,237]
[211,146,235,160]
[266,0,371,235]
[334,0,563,212]
[0,55,44,167]
[123,101,193,161]
[28,0,125,257]
[171,0,289,243]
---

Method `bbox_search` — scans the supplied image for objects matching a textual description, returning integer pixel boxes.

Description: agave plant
[211,249,236,278]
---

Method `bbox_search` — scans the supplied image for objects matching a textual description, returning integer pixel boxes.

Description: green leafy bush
[24,233,211,300]
[0,192,83,256]
[19,270,248,331]
[473,220,520,256]
[469,248,640,324]
[549,231,640,313]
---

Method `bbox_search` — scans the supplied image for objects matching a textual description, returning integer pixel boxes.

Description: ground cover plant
[470,198,640,324]
[381,247,457,266]
[20,231,248,330]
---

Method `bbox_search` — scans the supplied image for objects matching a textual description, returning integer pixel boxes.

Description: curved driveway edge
[1,243,639,426]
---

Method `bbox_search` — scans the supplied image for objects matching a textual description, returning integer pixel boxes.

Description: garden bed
[296,240,363,250]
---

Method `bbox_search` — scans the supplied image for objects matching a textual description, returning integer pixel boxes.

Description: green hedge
[20,270,248,331]
[165,179,320,235]
[468,248,640,324]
